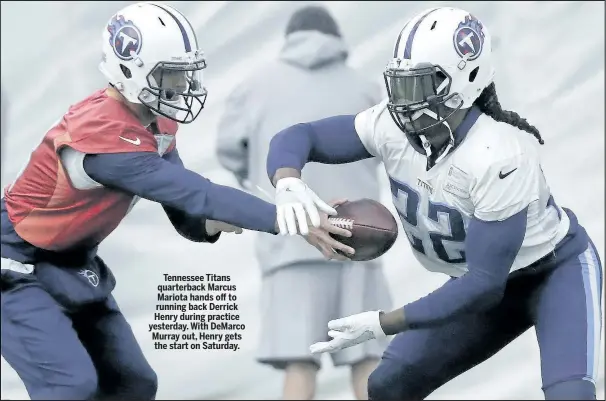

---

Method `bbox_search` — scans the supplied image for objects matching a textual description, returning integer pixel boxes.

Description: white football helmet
[99,2,207,124]
[384,7,495,136]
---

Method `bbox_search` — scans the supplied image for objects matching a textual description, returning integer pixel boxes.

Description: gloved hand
[274,177,337,235]
[309,311,386,354]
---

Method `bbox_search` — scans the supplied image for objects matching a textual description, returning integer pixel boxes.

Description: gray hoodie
[216,31,383,275]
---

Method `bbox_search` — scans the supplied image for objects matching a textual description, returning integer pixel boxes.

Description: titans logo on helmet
[452,14,485,61]
[107,14,143,61]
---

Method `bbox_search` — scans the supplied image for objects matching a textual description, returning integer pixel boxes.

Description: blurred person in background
[217,5,392,400]
[0,2,352,400]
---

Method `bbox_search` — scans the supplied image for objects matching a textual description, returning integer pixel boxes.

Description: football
[328,199,398,261]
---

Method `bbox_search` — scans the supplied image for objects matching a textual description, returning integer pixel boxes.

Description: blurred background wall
[1,1,604,399]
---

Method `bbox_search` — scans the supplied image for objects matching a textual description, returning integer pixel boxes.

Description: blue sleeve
[266,115,373,181]
[402,207,528,329]
[83,150,277,234]
[160,149,219,243]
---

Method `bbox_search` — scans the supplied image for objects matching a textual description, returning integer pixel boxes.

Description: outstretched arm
[381,154,544,332]
[159,148,230,242]
[264,113,377,240]
[309,208,528,355]
[266,115,373,185]
[379,208,527,333]
[83,150,278,235]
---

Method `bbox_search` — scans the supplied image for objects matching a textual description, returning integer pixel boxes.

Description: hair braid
[474,83,544,145]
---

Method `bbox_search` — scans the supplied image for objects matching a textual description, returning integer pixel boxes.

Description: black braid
[474,82,544,145]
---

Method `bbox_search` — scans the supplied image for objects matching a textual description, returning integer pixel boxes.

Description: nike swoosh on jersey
[498,168,517,179]
[119,136,141,146]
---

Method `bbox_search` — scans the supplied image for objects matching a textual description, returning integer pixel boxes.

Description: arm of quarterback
[83,150,278,235]
[160,148,220,243]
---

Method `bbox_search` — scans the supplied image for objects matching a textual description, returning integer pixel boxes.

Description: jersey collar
[453,105,482,146]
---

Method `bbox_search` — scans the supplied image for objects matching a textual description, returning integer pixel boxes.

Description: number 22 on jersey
[389,176,467,264]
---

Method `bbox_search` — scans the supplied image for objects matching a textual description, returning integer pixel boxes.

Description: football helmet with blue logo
[384,7,495,143]
[99,2,207,124]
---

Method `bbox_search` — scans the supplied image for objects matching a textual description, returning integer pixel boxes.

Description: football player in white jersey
[265,7,603,400]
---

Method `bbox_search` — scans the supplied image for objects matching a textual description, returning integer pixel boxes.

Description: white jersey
[354,100,570,277]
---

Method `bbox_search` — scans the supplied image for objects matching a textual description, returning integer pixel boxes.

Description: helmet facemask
[384,60,464,133]
[384,60,466,166]
[139,57,207,124]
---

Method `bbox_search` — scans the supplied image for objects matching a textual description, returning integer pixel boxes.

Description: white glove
[274,177,337,236]
[309,311,386,354]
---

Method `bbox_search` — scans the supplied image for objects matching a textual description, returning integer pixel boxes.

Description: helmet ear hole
[120,64,132,79]
[469,67,479,83]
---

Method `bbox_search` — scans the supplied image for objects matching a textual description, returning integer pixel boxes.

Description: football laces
[328,217,354,230]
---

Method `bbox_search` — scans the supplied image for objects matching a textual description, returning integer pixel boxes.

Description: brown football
[328,199,398,261]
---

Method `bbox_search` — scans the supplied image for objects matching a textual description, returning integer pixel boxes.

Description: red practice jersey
[3,89,178,251]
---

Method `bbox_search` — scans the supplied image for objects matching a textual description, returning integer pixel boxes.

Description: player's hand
[304,199,354,261]
[275,177,337,236]
[309,311,386,354]
[205,220,244,236]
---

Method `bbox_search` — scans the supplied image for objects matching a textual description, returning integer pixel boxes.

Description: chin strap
[435,137,454,165]
[415,108,456,169]
[419,134,433,158]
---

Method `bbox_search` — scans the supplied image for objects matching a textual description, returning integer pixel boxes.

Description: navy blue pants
[368,240,603,400]
[1,261,157,400]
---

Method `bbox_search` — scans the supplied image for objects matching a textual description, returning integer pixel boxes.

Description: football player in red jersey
[0,3,351,400]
